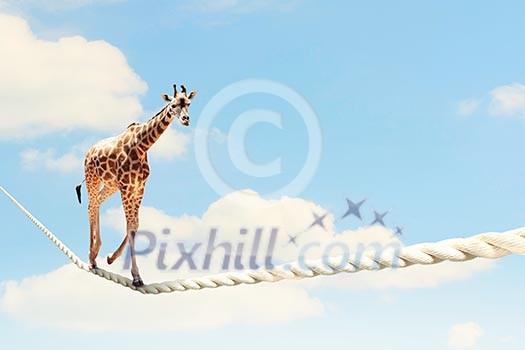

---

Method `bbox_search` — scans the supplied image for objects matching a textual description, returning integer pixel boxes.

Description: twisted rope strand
[1,185,524,295]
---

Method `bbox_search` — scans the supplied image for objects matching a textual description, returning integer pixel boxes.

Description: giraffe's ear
[161,93,173,102]
[188,90,198,100]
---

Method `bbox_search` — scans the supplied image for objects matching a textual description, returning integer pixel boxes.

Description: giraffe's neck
[136,106,175,154]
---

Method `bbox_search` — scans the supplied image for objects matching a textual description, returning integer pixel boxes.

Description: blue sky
[1,1,525,349]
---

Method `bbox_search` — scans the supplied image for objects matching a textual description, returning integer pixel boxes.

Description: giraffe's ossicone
[76,84,198,287]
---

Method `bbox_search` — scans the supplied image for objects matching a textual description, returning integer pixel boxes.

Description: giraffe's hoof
[107,255,114,265]
[89,261,97,270]
[132,277,144,287]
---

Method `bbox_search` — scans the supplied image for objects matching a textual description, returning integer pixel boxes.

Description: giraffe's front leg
[129,228,144,287]
[121,188,145,287]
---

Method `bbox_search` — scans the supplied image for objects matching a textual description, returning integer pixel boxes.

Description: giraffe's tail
[75,179,85,204]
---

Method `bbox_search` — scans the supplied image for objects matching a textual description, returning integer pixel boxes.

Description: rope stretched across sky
[1,185,525,295]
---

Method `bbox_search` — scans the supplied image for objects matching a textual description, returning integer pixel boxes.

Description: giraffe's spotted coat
[82,85,197,286]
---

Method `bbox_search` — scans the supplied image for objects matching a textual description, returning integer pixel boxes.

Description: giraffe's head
[161,84,198,126]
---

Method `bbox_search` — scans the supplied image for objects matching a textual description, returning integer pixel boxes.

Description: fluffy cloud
[20,148,83,173]
[458,83,525,119]
[102,190,404,266]
[148,127,192,161]
[489,83,525,117]
[0,190,496,332]
[102,190,494,281]
[314,258,493,290]
[448,322,483,349]
[19,139,94,173]
[4,13,191,169]
[19,126,192,173]
[0,13,147,140]
[195,127,228,144]
[457,98,480,117]
[0,263,323,332]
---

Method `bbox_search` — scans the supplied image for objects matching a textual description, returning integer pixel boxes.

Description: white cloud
[148,127,191,161]
[313,258,493,290]
[0,264,323,332]
[20,148,83,173]
[20,126,192,173]
[19,139,94,173]
[0,190,494,331]
[0,13,147,140]
[210,127,228,143]
[489,83,525,117]
[448,322,483,349]
[3,13,190,165]
[102,190,403,265]
[103,190,493,285]
[457,98,480,117]
[195,127,228,144]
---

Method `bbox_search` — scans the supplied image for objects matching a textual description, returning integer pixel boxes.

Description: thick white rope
[1,185,525,295]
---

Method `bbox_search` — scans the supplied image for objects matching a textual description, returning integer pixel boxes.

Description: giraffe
[75,84,197,287]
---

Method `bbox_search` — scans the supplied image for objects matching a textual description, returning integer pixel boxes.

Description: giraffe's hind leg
[86,166,101,269]
[86,164,118,269]
[90,184,118,266]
